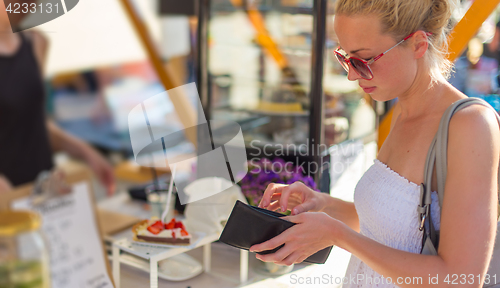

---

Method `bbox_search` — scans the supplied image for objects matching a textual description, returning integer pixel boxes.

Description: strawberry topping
[147,226,162,235]
[151,220,164,230]
[180,228,189,236]
[174,221,185,230]
[165,218,176,229]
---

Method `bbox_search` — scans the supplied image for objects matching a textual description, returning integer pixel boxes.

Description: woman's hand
[249,212,346,265]
[259,181,325,215]
[0,174,12,193]
[47,120,116,196]
[82,147,116,196]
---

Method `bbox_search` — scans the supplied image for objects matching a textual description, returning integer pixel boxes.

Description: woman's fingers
[259,183,286,208]
[295,254,310,264]
[276,251,304,266]
[280,181,313,213]
[266,201,281,211]
[265,192,304,213]
[282,213,305,224]
[270,193,283,202]
[268,193,283,209]
[253,213,334,266]
[259,181,317,213]
[278,184,296,212]
[286,195,305,211]
[253,230,307,265]
[291,201,316,215]
[253,235,296,263]
[256,245,292,264]
[250,231,287,254]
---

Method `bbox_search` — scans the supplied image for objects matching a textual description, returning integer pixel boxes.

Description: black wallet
[219,200,332,264]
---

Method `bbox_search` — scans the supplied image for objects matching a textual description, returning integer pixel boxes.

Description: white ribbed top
[343,159,440,288]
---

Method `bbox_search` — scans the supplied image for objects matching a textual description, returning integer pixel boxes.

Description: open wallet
[219,200,333,264]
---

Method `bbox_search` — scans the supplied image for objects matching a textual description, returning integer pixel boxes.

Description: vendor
[0,0,115,194]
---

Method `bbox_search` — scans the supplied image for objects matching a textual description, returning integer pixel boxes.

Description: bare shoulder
[447,102,500,184]
[439,99,499,272]
[449,103,500,141]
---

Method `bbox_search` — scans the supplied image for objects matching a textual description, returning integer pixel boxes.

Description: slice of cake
[132,218,191,245]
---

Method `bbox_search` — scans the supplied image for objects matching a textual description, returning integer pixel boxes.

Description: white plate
[132,231,205,250]
[120,253,203,281]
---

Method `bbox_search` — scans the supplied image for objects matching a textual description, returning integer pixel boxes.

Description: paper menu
[12,182,114,288]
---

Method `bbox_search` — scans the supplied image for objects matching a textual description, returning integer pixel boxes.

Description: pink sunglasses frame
[334,31,432,80]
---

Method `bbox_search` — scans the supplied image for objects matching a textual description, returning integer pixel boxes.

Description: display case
[196,0,377,189]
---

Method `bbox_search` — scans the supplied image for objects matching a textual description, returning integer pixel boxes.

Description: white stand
[112,234,249,287]
[203,242,211,273]
[112,245,120,288]
[240,249,248,283]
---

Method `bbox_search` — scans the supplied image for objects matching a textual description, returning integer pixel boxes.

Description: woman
[0,0,115,194]
[250,0,499,286]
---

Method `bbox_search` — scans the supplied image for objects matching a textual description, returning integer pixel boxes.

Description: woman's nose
[347,66,362,81]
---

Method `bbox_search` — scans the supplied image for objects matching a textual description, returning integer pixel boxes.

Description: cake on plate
[132,218,191,245]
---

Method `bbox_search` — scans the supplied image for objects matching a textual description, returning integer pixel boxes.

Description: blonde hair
[335,0,455,80]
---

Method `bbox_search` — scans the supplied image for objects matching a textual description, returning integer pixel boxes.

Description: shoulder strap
[433,97,500,209]
[419,97,500,255]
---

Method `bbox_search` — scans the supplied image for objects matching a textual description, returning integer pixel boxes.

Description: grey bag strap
[419,97,500,255]
[435,98,500,207]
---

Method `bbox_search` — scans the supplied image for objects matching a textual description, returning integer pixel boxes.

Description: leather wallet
[219,200,332,264]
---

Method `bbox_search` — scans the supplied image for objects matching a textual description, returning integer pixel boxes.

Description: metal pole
[309,0,327,185]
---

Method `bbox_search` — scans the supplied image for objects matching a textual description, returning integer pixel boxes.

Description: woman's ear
[412,31,429,59]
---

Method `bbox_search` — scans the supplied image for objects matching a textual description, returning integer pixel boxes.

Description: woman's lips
[360,86,376,93]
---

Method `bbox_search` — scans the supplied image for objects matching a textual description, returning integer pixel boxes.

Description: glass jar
[0,210,50,288]
[146,183,176,221]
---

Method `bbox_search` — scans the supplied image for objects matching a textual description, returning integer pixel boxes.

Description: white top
[343,159,441,288]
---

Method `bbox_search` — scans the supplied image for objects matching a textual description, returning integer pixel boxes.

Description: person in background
[252,0,499,286]
[455,37,499,96]
[0,0,115,194]
[488,20,500,91]
[488,20,500,63]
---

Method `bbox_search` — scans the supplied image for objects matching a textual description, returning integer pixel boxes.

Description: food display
[132,218,191,245]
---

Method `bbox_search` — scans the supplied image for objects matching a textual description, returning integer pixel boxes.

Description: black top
[0,32,53,186]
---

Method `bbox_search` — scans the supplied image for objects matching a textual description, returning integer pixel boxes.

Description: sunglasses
[334,31,431,80]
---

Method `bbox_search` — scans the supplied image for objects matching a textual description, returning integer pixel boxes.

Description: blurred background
[4,0,498,195]
[2,0,500,287]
